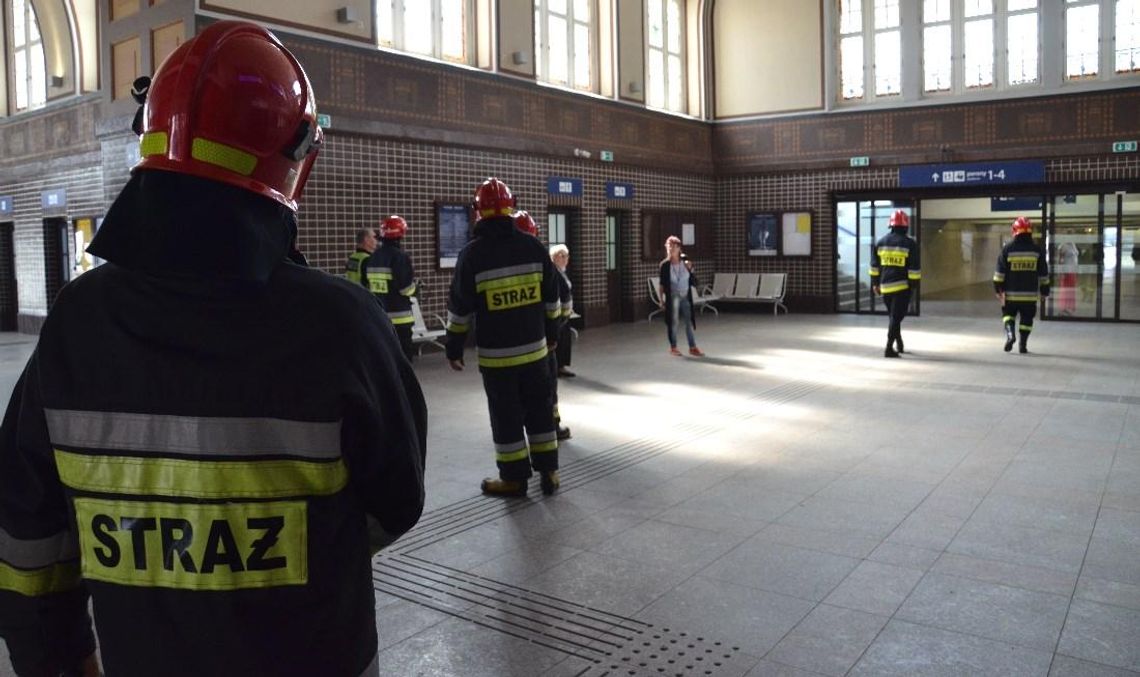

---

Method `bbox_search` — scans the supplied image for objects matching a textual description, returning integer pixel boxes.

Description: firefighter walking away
[870,209,921,357]
[994,216,1050,354]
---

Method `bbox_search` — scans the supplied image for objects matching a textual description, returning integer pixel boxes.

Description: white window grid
[9,0,47,112]
[377,0,470,65]
[646,0,685,113]
[535,0,595,92]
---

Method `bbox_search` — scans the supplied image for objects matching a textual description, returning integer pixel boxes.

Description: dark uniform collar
[473,216,514,238]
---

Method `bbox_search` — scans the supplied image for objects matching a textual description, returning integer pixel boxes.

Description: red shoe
[689,347,705,357]
[669,347,682,356]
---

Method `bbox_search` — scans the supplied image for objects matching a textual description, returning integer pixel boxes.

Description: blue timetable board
[900,161,1044,188]
[547,177,583,196]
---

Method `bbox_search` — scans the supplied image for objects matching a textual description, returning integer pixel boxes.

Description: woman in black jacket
[657,236,704,356]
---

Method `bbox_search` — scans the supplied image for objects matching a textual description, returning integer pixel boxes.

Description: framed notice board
[746,210,812,257]
[435,202,472,269]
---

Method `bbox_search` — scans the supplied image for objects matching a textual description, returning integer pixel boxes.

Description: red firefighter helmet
[135,21,323,212]
[473,178,516,222]
[888,210,910,228]
[514,210,538,236]
[1011,216,1033,236]
[380,215,408,239]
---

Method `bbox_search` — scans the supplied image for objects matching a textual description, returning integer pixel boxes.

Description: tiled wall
[298,134,715,324]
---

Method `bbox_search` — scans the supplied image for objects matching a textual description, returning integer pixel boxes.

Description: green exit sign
[1112,140,1137,153]
[316,113,332,128]
[600,150,614,162]
[849,156,870,167]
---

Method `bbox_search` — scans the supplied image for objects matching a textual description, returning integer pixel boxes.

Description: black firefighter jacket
[446,217,561,369]
[0,171,427,677]
[367,239,417,327]
[994,234,1051,302]
[870,230,922,295]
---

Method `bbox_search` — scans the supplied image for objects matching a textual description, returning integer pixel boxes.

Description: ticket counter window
[71,217,101,278]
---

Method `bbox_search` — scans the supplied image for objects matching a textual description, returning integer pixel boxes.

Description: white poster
[682,223,695,245]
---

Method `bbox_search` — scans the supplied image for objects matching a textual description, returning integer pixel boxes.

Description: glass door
[1122,193,1140,321]
[835,199,915,314]
[1047,194,1105,319]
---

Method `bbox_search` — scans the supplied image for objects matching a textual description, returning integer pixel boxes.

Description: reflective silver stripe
[528,430,557,444]
[474,262,543,284]
[44,410,341,458]
[369,266,393,274]
[878,246,909,254]
[447,311,471,325]
[494,439,527,453]
[993,273,1006,281]
[545,301,562,314]
[0,526,78,569]
[388,310,413,320]
[399,283,417,296]
[1008,254,1038,260]
[359,653,379,677]
[477,338,547,358]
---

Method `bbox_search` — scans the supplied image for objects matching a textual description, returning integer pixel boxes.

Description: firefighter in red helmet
[368,214,418,360]
[447,180,562,496]
[994,216,1050,353]
[870,209,921,357]
[0,21,425,677]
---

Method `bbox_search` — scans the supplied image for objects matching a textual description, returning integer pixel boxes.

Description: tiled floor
[1,307,1138,676]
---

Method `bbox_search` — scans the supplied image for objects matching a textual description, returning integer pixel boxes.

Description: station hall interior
[2,0,1140,676]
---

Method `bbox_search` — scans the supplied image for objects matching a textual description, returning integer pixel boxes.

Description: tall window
[963,0,994,88]
[1007,0,1039,85]
[535,0,593,91]
[1067,0,1100,77]
[10,0,47,112]
[377,0,467,64]
[839,0,901,101]
[646,0,684,112]
[1115,0,1140,73]
[920,0,1038,96]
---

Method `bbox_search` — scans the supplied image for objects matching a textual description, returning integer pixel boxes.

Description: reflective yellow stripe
[0,560,80,597]
[475,272,543,293]
[74,497,307,590]
[447,323,469,333]
[546,309,562,319]
[869,268,880,277]
[1002,315,1014,322]
[477,345,548,368]
[139,131,168,157]
[530,440,558,453]
[880,281,910,294]
[54,450,347,499]
[191,138,257,176]
[1019,325,1033,331]
[907,271,922,280]
[1005,293,1038,302]
[479,207,514,219]
[495,447,529,463]
[399,284,417,296]
[390,316,415,325]
[993,273,1006,282]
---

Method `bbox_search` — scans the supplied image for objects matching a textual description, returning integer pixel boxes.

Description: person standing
[345,226,378,289]
[447,181,562,497]
[368,215,418,361]
[994,216,1050,353]
[550,244,576,378]
[0,22,426,677]
[658,236,704,357]
[870,210,921,357]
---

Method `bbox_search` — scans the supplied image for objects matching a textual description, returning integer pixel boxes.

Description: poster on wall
[747,212,779,256]
[781,211,812,257]
[436,202,472,269]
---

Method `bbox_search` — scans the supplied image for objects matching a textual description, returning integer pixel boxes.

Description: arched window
[535,0,594,92]
[377,0,468,64]
[646,0,684,112]
[9,0,47,112]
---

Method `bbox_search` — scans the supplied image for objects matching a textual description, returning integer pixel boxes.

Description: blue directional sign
[606,182,634,199]
[546,176,582,197]
[41,188,67,211]
[0,196,12,217]
[990,196,1043,212]
[900,160,1044,188]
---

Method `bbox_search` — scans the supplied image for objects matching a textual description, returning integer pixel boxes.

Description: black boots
[884,339,900,358]
[1004,321,1016,352]
[1019,332,1029,354]
[895,336,904,354]
[481,470,561,497]
[539,470,560,496]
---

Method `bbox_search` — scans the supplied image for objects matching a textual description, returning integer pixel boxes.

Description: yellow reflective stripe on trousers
[494,446,529,463]
[389,311,415,325]
[477,345,548,368]
[1005,293,1038,302]
[74,497,307,590]
[0,560,80,597]
[54,450,347,499]
[879,281,910,294]
[530,440,558,454]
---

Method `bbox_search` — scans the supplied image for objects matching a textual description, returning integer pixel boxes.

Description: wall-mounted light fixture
[627,81,642,94]
[511,51,529,65]
[50,75,65,88]
[336,6,358,24]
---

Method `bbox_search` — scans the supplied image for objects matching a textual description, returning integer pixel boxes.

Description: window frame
[645,0,686,113]
[376,0,472,65]
[534,0,596,92]
[8,0,47,113]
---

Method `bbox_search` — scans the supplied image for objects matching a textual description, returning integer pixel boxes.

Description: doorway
[0,223,16,331]
[605,210,627,322]
[835,199,916,315]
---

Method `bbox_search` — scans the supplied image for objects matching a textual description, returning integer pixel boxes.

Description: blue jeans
[668,295,696,348]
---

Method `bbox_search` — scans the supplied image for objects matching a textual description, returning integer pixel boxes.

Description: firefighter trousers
[882,289,911,340]
[1002,301,1037,335]
[481,359,558,481]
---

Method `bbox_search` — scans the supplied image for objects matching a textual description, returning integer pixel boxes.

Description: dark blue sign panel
[546,177,583,197]
[41,188,67,212]
[900,161,1044,188]
[991,196,1043,212]
[606,182,634,199]
[436,203,470,269]
[0,196,12,217]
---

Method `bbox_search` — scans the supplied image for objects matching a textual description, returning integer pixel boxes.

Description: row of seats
[646,272,788,320]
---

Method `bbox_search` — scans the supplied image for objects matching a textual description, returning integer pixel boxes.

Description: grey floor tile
[948,519,1090,574]
[701,539,861,602]
[744,659,829,676]
[1058,599,1140,671]
[775,496,910,540]
[850,619,1054,676]
[823,559,924,616]
[589,518,747,575]
[1075,575,1140,611]
[895,572,1070,650]
[754,522,881,559]
[885,508,967,551]
[374,616,567,676]
[972,492,1100,535]
[467,540,585,585]
[525,550,688,616]
[374,598,453,650]
[1083,537,1140,587]
[765,604,888,676]
[814,472,937,510]
[1049,654,1140,677]
[931,552,1079,597]
[635,575,814,657]
[868,542,943,570]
